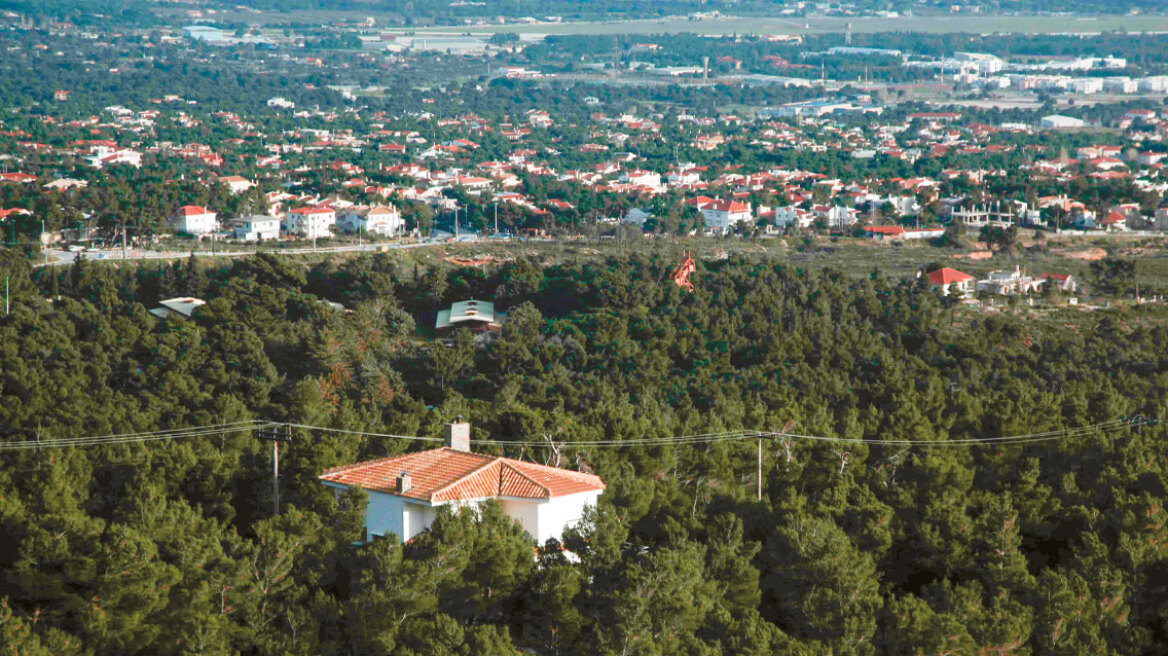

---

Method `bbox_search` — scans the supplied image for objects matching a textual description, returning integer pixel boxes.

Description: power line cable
[280,421,444,442]
[0,417,1149,453]
[0,420,272,451]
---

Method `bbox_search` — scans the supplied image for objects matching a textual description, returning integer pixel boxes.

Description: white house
[698,199,753,232]
[173,205,218,236]
[338,204,405,237]
[219,175,255,195]
[926,267,975,297]
[231,215,280,241]
[815,204,859,229]
[621,169,663,191]
[773,205,814,229]
[320,421,605,544]
[285,205,336,239]
[977,266,1045,295]
[621,208,654,226]
[86,147,143,169]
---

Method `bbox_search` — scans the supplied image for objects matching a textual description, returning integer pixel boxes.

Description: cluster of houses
[9,26,1168,245]
[12,91,1168,241]
[171,201,406,241]
[926,266,1077,298]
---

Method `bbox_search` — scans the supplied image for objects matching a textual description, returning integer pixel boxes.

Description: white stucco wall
[364,490,406,540]
[498,498,542,541]
[537,490,602,543]
[331,483,601,545]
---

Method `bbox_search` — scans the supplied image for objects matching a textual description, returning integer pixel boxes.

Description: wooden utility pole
[257,424,293,515]
[757,433,763,501]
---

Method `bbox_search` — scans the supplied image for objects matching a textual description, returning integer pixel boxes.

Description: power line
[471,419,1142,448]
[762,418,1141,448]
[280,421,444,443]
[0,417,1149,453]
[0,420,271,451]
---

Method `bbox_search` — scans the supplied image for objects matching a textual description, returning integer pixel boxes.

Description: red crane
[669,250,696,292]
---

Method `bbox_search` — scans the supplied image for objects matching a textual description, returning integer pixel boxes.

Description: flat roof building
[182,25,224,42]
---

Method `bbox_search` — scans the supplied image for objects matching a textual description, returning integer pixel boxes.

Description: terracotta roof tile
[320,447,605,503]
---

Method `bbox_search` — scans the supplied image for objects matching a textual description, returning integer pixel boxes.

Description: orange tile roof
[927,267,973,285]
[319,447,605,503]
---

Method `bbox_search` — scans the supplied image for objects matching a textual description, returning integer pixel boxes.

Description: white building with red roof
[926,267,975,296]
[173,205,218,236]
[285,205,337,239]
[320,421,605,544]
[696,198,753,232]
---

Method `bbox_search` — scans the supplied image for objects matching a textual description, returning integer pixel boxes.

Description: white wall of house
[176,211,218,235]
[344,487,601,544]
[535,490,601,543]
[232,216,280,241]
[358,490,443,542]
[365,490,407,540]
[285,210,336,239]
[340,208,404,236]
[700,207,752,232]
[499,498,543,540]
[773,206,812,228]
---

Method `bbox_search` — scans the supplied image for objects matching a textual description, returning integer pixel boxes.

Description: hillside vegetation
[0,250,1165,654]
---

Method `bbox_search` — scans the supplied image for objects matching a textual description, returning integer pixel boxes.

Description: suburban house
[319,420,606,544]
[149,297,206,320]
[1099,211,1129,232]
[172,205,219,236]
[926,267,975,296]
[338,204,405,237]
[620,208,654,226]
[772,206,814,229]
[231,215,280,242]
[219,175,255,195]
[697,199,753,232]
[86,148,143,169]
[815,204,859,230]
[1038,273,1077,293]
[977,266,1045,295]
[436,299,506,332]
[863,226,945,241]
[284,205,336,239]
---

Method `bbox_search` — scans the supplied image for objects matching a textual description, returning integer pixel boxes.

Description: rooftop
[320,447,605,503]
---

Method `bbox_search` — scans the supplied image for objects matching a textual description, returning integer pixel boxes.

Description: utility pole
[494,202,498,235]
[121,219,127,261]
[757,432,763,501]
[760,421,796,501]
[257,424,292,515]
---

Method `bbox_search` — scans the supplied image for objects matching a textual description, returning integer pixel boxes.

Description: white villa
[173,205,218,236]
[698,199,753,232]
[320,421,606,544]
[231,215,280,241]
[977,266,1045,296]
[284,205,336,240]
[338,204,405,237]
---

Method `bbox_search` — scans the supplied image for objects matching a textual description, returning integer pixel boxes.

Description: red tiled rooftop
[927,267,973,285]
[320,447,605,502]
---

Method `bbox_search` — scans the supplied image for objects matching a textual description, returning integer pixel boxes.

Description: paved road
[37,239,474,267]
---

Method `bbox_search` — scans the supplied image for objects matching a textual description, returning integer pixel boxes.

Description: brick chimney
[445,416,470,452]
[397,471,412,493]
